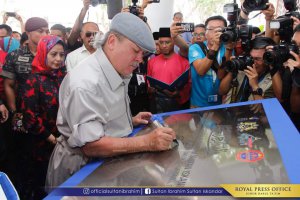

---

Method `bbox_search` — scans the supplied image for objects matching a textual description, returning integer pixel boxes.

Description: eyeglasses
[193,32,205,37]
[85,32,98,38]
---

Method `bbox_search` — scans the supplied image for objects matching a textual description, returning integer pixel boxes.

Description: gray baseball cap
[110,12,156,53]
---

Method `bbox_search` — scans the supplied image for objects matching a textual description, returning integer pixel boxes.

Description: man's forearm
[81,135,150,158]
[272,72,283,101]
[68,7,88,46]
[173,35,189,57]
[219,72,233,95]
[4,80,16,111]
[193,58,214,76]
[6,90,16,111]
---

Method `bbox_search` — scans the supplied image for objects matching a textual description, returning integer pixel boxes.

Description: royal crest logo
[236,150,264,162]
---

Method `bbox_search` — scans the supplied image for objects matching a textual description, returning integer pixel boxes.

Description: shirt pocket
[107,99,127,121]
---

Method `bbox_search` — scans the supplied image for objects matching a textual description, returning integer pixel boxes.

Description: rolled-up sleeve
[62,87,108,147]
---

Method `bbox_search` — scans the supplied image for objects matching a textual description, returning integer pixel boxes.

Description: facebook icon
[145,188,151,195]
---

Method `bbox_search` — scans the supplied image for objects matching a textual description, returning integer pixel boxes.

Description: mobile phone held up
[176,23,195,32]
[151,0,160,2]
[6,12,16,17]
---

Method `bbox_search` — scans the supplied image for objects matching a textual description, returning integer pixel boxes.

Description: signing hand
[146,127,176,151]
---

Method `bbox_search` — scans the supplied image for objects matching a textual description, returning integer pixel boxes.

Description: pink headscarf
[32,35,64,73]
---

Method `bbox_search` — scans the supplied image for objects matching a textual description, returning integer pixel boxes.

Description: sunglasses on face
[85,32,98,38]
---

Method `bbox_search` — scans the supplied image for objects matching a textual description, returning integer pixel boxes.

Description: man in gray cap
[46,12,176,189]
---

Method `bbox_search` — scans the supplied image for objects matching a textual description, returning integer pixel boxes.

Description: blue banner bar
[50,187,230,196]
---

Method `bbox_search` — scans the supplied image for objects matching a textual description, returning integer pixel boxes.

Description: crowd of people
[0,0,300,199]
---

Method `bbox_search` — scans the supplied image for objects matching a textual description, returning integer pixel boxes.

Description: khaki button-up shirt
[57,47,133,148]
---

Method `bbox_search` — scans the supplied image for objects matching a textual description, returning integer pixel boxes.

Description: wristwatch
[252,87,263,96]
[207,50,217,60]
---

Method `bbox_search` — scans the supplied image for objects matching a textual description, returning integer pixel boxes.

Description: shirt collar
[95,47,125,91]
[80,44,89,53]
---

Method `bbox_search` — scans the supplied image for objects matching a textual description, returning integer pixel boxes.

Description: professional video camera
[270,0,300,42]
[224,55,254,73]
[221,1,253,52]
[129,0,139,16]
[221,24,253,52]
[263,42,299,67]
[242,0,269,12]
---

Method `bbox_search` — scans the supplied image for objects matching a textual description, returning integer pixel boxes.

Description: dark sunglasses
[85,32,98,38]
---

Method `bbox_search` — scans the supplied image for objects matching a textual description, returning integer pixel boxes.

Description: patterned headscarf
[0,36,20,53]
[32,35,64,73]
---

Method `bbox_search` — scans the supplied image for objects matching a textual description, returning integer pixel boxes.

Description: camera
[225,55,254,72]
[242,0,269,12]
[270,0,300,42]
[221,2,253,52]
[220,2,239,43]
[263,43,299,67]
[176,23,194,32]
[129,0,139,16]
[239,25,253,52]
[221,25,252,43]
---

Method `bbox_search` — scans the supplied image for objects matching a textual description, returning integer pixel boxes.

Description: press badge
[208,95,218,103]
[136,74,145,86]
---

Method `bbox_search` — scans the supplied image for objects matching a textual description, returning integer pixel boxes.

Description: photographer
[188,15,232,108]
[220,37,276,103]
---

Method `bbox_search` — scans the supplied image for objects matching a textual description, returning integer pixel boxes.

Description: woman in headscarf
[19,35,66,199]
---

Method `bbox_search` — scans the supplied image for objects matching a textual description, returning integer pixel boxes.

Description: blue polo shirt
[188,41,225,107]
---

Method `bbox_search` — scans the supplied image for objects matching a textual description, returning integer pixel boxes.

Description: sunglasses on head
[85,32,98,38]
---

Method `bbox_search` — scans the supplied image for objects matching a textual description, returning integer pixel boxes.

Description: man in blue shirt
[188,15,233,107]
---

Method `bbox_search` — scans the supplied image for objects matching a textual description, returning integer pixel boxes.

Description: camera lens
[263,51,277,66]
[221,31,236,43]
[246,0,257,9]
[226,56,253,72]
